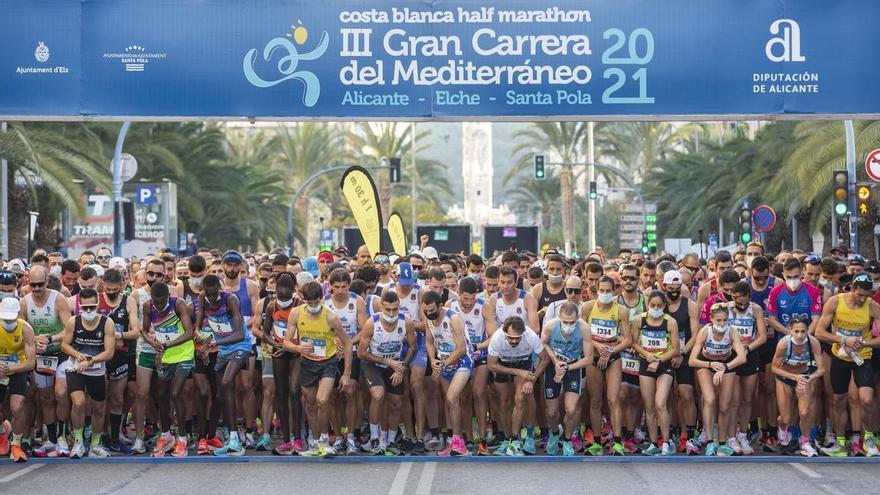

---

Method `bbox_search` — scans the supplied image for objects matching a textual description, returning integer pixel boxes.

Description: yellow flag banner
[387,212,407,255]
[340,166,383,257]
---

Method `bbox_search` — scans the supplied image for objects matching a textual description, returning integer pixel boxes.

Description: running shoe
[333,438,346,456]
[206,437,224,450]
[678,433,687,454]
[508,440,524,457]
[152,433,175,457]
[273,441,295,456]
[583,428,596,446]
[213,435,245,456]
[737,432,755,455]
[493,440,509,456]
[398,437,414,453]
[347,437,360,456]
[562,440,575,457]
[244,432,257,450]
[634,428,647,444]
[89,444,111,458]
[451,438,470,456]
[623,438,640,454]
[56,436,71,457]
[571,433,584,453]
[476,440,489,456]
[823,431,836,448]
[763,437,779,453]
[781,441,801,456]
[425,435,441,451]
[197,438,211,455]
[10,444,27,463]
[820,442,847,457]
[717,443,735,456]
[384,442,401,456]
[728,437,743,455]
[641,443,661,456]
[318,441,335,457]
[686,439,701,455]
[851,440,866,457]
[411,438,426,454]
[661,441,674,456]
[865,435,880,457]
[70,440,87,459]
[611,442,626,456]
[292,438,307,454]
[171,437,188,457]
[585,442,603,456]
[255,434,271,452]
[368,439,384,455]
[523,434,536,455]
[800,439,818,457]
[546,426,561,455]
[437,441,455,457]
[704,442,717,456]
[119,433,134,446]
[33,440,56,458]
[131,437,145,455]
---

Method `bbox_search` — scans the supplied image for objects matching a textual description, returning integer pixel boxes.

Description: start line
[2,456,880,465]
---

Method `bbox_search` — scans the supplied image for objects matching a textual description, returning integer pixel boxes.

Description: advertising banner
[2,0,879,119]
[340,166,384,257]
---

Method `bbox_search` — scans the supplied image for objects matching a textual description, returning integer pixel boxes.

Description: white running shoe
[131,437,146,454]
[70,440,87,459]
[737,432,754,455]
[728,437,743,455]
[89,444,111,458]
[56,437,70,457]
[799,440,818,457]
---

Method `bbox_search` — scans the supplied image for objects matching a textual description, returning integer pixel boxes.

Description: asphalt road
[0,457,875,494]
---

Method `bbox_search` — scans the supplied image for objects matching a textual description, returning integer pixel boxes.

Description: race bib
[209,319,234,336]
[273,321,288,340]
[640,333,668,353]
[554,350,575,364]
[36,355,58,375]
[303,337,326,357]
[155,326,178,343]
[592,324,617,342]
[620,351,639,376]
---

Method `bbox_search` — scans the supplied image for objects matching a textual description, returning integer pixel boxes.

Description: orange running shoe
[172,438,188,457]
[584,428,596,446]
[152,434,175,457]
[206,437,224,450]
[10,444,27,462]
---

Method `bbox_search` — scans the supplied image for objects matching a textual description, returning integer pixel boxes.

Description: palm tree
[509,122,585,251]
[273,122,347,253]
[347,122,450,221]
[774,120,880,253]
[0,122,112,256]
[508,169,562,230]
[596,122,705,181]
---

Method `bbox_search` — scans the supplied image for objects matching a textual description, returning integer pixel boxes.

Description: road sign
[622,203,658,214]
[867,149,880,182]
[136,186,156,205]
[752,205,777,232]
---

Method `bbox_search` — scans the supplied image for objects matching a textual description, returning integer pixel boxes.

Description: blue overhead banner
[2,0,880,119]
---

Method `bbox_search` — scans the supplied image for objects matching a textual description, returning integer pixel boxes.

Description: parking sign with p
[137,186,156,205]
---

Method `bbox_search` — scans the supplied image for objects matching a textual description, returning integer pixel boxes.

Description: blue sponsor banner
[1,0,880,119]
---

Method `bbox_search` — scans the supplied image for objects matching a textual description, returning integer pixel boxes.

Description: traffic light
[739,207,753,244]
[534,154,545,180]
[389,157,401,183]
[641,230,649,254]
[833,170,848,216]
[589,181,597,200]
[857,184,872,216]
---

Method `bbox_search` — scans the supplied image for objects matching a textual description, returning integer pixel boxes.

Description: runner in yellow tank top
[816,274,880,457]
[283,281,351,457]
[0,298,37,462]
[579,275,631,456]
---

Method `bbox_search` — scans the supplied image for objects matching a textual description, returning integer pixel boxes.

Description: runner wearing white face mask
[533,254,568,327]
[580,275,631,455]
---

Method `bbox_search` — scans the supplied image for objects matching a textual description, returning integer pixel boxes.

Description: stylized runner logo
[243,20,329,107]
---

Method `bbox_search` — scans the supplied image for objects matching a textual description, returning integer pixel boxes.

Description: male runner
[60,288,116,458]
[358,292,416,455]
[284,281,352,457]
[23,266,72,457]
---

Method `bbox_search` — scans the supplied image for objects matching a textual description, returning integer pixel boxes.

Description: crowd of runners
[0,239,878,461]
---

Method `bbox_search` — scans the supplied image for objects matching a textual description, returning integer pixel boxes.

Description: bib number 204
[602,28,655,104]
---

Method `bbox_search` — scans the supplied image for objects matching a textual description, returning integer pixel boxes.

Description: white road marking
[388,462,413,495]
[0,463,44,483]
[819,483,847,495]
[788,462,822,479]
[415,462,437,495]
